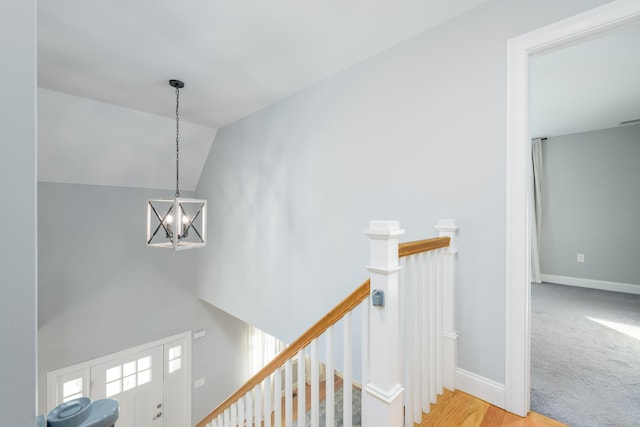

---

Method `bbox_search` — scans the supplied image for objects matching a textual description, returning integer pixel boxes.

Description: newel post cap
[435,218,458,233]
[365,221,405,239]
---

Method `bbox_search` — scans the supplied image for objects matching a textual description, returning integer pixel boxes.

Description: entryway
[46,332,191,426]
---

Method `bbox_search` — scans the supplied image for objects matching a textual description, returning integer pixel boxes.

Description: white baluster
[325,327,335,427]
[436,248,444,396]
[224,408,230,427]
[411,255,422,424]
[436,219,458,392]
[421,251,430,412]
[423,250,430,406]
[364,220,405,427]
[274,368,282,427]
[343,311,352,427]
[238,394,245,427]
[430,250,437,403]
[297,350,305,425]
[264,376,272,427]
[231,403,237,427]
[400,257,413,427]
[361,295,370,423]
[254,384,262,427]
[285,360,293,426]
[246,391,253,427]
[310,339,319,427]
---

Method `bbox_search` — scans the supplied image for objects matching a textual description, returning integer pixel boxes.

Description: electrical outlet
[577,253,584,263]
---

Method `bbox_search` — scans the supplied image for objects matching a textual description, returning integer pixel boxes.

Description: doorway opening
[505,0,640,417]
[528,18,640,425]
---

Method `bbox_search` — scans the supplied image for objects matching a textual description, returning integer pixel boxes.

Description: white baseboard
[455,368,505,409]
[540,274,640,295]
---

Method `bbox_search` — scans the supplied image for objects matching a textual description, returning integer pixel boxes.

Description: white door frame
[505,0,640,416]
[46,331,192,425]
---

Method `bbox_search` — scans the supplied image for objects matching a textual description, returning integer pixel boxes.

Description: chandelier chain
[175,86,180,198]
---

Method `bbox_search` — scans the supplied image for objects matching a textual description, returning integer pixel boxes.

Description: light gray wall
[0,1,38,425]
[540,125,640,285]
[38,183,249,422]
[196,0,612,385]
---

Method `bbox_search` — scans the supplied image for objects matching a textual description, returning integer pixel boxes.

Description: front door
[91,345,164,426]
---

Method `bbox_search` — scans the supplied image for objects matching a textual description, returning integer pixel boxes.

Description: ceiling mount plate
[169,79,184,89]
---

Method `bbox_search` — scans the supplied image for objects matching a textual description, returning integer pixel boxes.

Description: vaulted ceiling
[37,0,490,190]
[37,1,640,190]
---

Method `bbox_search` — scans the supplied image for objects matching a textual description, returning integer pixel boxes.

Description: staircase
[290,378,362,427]
[196,219,458,427]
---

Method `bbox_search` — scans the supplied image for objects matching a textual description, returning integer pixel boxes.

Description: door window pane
[168,345,182,373]
[106,380,121,398]
[138,369,151,386]
[123,375,136,391]
[138,356,151,371]
[123,361,136,377]
[106,366,121,383]
[168,346,181,360]
[62,378,83,399]
[168,358,182,374]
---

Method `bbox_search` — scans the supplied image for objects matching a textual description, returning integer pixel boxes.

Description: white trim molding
[540,275,640,295]
[455,368,505,410]
[364,383,404,404]
[506,0,640,417]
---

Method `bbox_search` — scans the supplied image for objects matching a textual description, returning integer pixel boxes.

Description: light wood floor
[418,389,567,427]
[274,378,565,426]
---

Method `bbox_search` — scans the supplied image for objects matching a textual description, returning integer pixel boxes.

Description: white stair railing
[398,219,458,426]
[198,219,457,427]
[199,281,370,427]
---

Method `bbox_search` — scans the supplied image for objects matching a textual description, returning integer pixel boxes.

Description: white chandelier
[146,80,207,250]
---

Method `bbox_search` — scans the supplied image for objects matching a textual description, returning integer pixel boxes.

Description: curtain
[247,325,287,378]
[531,138,544,283]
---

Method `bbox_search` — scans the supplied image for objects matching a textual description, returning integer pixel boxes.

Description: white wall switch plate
[194,378,205,389]
[193,329,206,340]
[577,253,585,263]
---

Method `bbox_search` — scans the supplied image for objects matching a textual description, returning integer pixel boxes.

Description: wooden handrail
[196,278,371,426]
[399,236,450,258]
[197,235,450,426]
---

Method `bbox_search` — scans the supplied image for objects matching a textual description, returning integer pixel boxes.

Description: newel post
[363,220,405,427]
[436,219,459,391]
